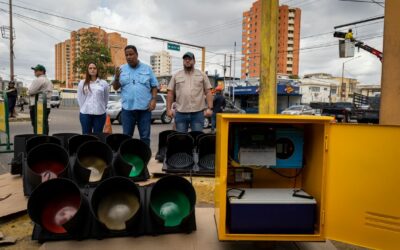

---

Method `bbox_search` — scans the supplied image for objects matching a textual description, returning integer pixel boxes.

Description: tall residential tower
[241,1,301,79]
[55,27,127,87]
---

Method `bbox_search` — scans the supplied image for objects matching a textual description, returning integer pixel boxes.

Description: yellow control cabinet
[214,114,400,250]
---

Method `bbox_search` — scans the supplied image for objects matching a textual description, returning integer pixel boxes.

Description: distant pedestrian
[28,64,53,134]
[18,95,25,112]
[112,45,159,146]
[166,52,213,133]
[77,62,109,134]
[6,81,17,118]
[211,85,226,132]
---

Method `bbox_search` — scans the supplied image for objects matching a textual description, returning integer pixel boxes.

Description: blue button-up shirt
[118,62,159,110]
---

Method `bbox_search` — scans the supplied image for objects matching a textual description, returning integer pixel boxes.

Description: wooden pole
[201,47,206,72]
[9,0,14,81]
[380,0,400,125]
[259,0,278,114]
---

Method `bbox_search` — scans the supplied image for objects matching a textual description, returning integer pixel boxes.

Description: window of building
[310,87,320,92]
[331,88,337,94]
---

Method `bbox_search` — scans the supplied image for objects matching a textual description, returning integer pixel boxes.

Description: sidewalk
[8,113,30,122]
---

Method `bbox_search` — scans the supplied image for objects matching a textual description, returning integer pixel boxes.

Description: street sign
[167,43,180,51]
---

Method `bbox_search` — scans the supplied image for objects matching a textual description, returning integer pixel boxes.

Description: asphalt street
[0,107,184,174]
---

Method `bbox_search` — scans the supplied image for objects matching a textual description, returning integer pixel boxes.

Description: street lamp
[341,56,361,101]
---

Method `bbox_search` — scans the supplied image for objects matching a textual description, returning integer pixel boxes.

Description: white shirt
[77,79,109,115]
[27,75,53,108]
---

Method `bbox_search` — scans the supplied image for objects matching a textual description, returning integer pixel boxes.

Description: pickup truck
[353,93,379,124]
[311,102,355,122]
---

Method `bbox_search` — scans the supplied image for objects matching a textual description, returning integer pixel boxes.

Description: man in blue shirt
[112,45,159,146]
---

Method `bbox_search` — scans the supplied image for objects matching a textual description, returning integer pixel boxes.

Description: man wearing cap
[167,52,213,133]
[28,64,53,134]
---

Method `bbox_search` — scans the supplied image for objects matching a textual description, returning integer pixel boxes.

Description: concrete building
[300,74,340,104]
[55,39,71,86]
[241,1,301,79]
[55,27,127,87]
[150,51,172,77]
[356,83,381,97]
[331,76,359,101]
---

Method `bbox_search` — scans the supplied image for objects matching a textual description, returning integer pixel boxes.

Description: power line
[0,8,72,32]
[0,1,151,39]
[14,14,63,41]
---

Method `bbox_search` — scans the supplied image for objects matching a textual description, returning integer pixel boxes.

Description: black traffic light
[28,175,197,242]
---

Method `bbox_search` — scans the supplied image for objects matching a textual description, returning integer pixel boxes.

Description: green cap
[31,64,46,72]
[182,52,195,60]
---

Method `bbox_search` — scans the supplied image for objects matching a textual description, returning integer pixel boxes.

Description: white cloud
[0,0,385,85]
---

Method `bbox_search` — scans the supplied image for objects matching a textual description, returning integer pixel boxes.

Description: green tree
[73,31,114,79]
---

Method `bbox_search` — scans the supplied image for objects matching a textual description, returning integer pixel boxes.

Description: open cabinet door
[325,124,400,250]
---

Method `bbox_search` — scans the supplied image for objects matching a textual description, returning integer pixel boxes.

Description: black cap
[182,52,195,60]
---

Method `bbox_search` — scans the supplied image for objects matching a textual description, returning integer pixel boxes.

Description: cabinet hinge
[325,135,328,151]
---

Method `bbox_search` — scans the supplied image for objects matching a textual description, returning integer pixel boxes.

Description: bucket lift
[334,31,383,62]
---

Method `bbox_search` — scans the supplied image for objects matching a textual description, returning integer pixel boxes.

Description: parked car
[203,100,245,128]
[106,93,171,125]
[281,105,315,115]
[108,93,121,103]
[50,95,61,108]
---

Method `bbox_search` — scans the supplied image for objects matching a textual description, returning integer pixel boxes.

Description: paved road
[0,107,194,174]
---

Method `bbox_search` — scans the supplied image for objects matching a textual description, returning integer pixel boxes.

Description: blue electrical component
[272,128,304,168]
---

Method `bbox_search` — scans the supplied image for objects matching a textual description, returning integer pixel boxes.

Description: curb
[9,117,31,122]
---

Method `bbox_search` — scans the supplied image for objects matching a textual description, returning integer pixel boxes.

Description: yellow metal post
[201,47,206,72]
[259,0,278,114]
[380,0,400,125]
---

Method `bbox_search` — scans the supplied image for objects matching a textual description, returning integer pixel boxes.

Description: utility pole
[259,0,278,114]
[9,0,14,81]
[233,41,236,80]
[229,54,232,78]
[223,54,227,78]
[380,0,400,125]
[341,63,345,101]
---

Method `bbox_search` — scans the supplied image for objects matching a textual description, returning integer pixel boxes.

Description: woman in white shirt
[77,63,109,134]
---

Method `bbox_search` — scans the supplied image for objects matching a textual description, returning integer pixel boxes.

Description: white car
[281,105,315,115]
[50,95,61,108]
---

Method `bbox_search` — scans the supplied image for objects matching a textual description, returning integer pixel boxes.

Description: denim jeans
[211,112,217,131]
[79,113,106,135]
[175,111,204,133]
[121,109,151,146]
